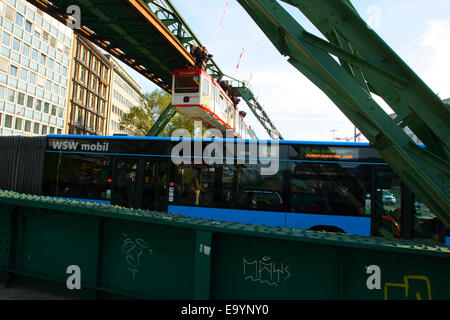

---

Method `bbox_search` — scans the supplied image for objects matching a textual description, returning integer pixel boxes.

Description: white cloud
[417,19,450,98]
[236,63,359,141]
[399,19,450,99]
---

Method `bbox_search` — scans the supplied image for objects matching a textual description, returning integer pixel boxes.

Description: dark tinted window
[173,161,284,212]
[43,153,112,200]
[174,75,200,93]
[288,162,371,216]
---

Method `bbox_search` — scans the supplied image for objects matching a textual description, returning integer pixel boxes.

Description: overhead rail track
[27,0,196,93]
[25,0,282,139]
[236,0,450,228]
[144,0,282,138]
[232,82,283,140]
[147,0,224,79]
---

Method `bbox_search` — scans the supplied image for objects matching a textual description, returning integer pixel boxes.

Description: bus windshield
[174,75,200,93]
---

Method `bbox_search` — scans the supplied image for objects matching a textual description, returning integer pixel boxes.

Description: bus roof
[47,134,372,147]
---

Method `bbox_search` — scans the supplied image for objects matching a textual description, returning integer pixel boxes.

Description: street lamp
[330,129,337,141]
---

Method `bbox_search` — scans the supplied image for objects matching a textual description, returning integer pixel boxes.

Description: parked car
[382,189,396,205]
[241,190,283,210]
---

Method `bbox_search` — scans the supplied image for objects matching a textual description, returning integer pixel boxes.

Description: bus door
[141,159,169,212]
[371,166,402,239]
[111,158,142,209]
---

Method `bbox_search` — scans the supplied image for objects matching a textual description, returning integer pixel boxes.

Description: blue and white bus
[0,134,448,245]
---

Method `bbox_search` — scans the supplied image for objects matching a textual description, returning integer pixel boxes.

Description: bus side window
[288,161,368,217]
[413,197,448,244]
[43,153,112,201]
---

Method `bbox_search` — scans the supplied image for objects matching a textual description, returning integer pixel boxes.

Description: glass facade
[0,0,72,135]
[108,55,142,135]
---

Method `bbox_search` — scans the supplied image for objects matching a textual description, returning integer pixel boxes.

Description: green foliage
[119,89,195,136]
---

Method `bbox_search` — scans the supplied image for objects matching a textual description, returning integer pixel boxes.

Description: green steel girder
[236,0,450,228]
[147,0,224,79]
[232,85,283,140]
[25,0,282,140]
[146,103,176,136]
[283,0,450,160]
[26,0,196,93]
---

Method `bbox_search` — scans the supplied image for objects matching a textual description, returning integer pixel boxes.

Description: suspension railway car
[172,69,248,139]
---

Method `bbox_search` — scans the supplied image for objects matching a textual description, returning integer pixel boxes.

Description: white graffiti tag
[121,233,154,281]
[243,256,291,287]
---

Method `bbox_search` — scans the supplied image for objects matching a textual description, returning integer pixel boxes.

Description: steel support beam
[146,103,176,136]
[232,85,283,140]
[237,0,449,227]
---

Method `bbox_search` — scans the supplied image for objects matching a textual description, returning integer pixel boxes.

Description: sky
[119,0,450,141]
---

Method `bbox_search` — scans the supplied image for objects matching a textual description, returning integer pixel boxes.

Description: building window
[35,99,41,111]
[4,114,12,128]
[80,47,87,63]
[76,107,83,124]
[12,38,20,52]
[7,89,15,102]
[9,65,17,77]
[17,92,24,105]
[22,43,30,56]
[91,77,97,91]
[24,120,31,132]
[40,53,46,66]
[33,122,40,134]
[25,20,32,33]
[48,57,54,70]
[15,12,23,27]
[78,87,85,103]
[31,48,38,61]
[80,67,86,83]
[19,68,27,81]
[15,117,22,130]
[29,72,36,84]
[93,58,98,74]
[26,96,33,109]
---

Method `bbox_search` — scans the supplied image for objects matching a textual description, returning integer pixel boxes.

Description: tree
[119,89,196,136]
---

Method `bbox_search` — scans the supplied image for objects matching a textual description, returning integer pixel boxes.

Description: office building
[66,34,112,135]
[106,54,143,135]
[0,0,72,135]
